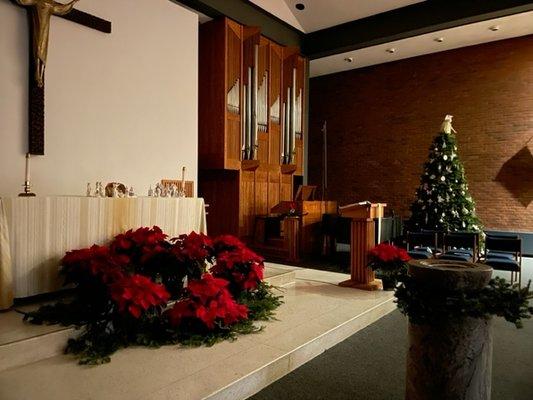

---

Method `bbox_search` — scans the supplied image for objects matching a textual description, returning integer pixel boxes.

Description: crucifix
[11,0,111,195]
[14,0,112,155]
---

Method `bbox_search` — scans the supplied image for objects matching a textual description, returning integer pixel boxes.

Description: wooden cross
[12,0,112,155]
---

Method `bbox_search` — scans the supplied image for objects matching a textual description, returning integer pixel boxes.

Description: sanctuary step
[0,266,396,400]
[0,265,296,373]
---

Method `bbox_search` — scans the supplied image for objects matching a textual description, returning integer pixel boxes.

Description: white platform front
[0,264,395,400]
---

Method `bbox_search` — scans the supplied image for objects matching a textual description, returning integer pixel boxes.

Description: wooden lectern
[338,202,387,291]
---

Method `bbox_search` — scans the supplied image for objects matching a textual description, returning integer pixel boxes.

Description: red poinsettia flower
[110,226,169,265]
[166,273,248,329]
[211,247,265,292]
[212,235,246,254]
[396,247,411,262]
[368,243,411,272]
[172,231,213,262]
[109,274,170,318]
[61,245,125,285]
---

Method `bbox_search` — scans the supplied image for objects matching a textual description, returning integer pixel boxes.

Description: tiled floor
[0,264,395,400]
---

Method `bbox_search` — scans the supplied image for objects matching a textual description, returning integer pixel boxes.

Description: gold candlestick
[180,166,186,197]
[19,153,36,197]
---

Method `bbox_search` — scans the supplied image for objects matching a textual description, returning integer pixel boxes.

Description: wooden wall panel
[199,170,239,237]
[255,169,269,216]
[226,116,242,169]
[240,170,256,238]
[268,171,280,212]
[280,173,292,202]
[295,139,303,176]
[199,19,226,170]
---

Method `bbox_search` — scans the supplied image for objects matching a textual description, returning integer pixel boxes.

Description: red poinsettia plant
[368,243,411,290]
[25,226,280,364]
[211,235,264,296]
[167,273,248,330]
[110,274,170,319]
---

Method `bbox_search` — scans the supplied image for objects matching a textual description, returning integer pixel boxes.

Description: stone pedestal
[406,260,493,400]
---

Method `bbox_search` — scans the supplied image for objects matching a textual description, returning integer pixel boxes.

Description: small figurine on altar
[86,182,92,197]
[148,185,154,197]
[168,184,176,197]
[154,183,162,197]
[128,186,135,197]
[111,183,119,198]
[95,182,104,197]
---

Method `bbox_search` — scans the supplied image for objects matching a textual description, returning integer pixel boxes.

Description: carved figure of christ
[11,0,111,155]
[16,0,78,88]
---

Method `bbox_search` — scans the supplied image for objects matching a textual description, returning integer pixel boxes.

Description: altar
[0,196,207,309]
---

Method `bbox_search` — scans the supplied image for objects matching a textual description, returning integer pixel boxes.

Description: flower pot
[380,275,396,291]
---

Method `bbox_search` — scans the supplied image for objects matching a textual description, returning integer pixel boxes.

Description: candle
[25,153,30,183]
[181,166,186,194]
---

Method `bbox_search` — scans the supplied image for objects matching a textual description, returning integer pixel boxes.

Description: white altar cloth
[0,196,207,309]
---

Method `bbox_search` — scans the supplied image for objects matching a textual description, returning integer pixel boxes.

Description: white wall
[0,0,198,196]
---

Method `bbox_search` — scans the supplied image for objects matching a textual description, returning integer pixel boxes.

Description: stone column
[406,260,493,400]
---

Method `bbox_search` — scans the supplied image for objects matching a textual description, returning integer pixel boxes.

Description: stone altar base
[0,264,395,400]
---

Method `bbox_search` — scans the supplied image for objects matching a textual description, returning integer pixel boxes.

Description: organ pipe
[227,78,240,114]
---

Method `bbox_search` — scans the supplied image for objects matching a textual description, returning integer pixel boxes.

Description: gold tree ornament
[15,0,79,88]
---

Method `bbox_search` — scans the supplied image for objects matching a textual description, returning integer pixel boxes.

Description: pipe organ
[198,17,307,239]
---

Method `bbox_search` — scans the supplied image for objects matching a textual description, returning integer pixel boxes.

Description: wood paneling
[255,169,269,217]
[199,170,239,237]
[280,173,292,202]
[268,171,280,211]
[199,19,226,170]
[240,170,255,237]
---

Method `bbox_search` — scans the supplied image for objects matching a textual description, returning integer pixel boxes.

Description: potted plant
[368,243,410,290]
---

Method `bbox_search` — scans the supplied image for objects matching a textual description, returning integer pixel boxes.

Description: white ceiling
[310,11,533,77]
[250,0,424,33]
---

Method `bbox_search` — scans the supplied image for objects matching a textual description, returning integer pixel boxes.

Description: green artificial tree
[409,115,482,232]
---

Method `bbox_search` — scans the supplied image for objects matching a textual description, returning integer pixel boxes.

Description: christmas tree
[408,115,482,232]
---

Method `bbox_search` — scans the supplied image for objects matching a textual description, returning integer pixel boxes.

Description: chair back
[421,229,445,250]
[444,232,478,249]
[406,231,438,250]
[486,233,519,240]
[485,236,521,254]
[443,232,478,260]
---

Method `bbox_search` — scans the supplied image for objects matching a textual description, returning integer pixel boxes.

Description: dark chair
[406,231,438,259]
[483,236,522,286]
[484,234,519,260]
[420,229,445,254]
[439,232,479,262]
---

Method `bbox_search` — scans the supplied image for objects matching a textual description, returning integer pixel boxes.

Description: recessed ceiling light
[344,57,354,63]
[434,37,445,43]
[295,3,305,10]
[386,48,396,54]
[489,25,500,31]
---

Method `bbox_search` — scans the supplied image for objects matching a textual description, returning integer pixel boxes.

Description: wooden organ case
[198,18,306,241]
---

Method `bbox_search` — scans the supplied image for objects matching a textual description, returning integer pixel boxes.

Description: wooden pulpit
[338,202,387,291]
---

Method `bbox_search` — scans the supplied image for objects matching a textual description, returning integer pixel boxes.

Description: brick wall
[309,36,533,232]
